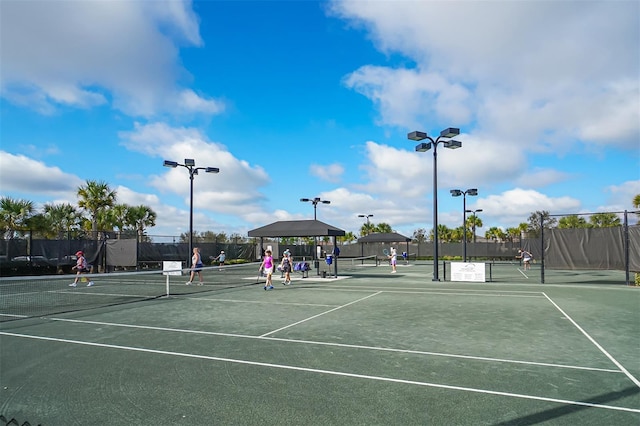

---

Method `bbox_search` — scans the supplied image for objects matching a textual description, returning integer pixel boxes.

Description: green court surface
[1,262,639,425]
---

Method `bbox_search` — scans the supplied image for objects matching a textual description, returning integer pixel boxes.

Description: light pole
[300,197,330,275]
[409,128,462,281]
[163,159,220,266]
[450,188,478,262]
[358,214,374,235]
[300,197,330,220]
[466,209,483,244]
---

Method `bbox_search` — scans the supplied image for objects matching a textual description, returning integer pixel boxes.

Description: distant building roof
[357,232,412,243]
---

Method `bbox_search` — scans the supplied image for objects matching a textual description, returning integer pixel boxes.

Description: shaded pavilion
[248,220,346,276]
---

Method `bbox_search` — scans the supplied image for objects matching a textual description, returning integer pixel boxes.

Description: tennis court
[1,261,639,425]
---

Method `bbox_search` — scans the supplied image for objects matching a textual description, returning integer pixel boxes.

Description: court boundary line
[260,291,382,337]
[543,292,640,389]
[34,317,622,374]
[1,330,637,414]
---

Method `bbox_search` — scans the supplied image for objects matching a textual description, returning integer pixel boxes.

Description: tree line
[1,180,156,241]
[2,182,638,245]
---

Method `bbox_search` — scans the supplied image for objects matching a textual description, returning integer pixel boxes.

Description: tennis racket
[382,248,390,256]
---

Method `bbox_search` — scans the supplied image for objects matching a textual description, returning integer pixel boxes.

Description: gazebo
[248,220,346,277]
[357,232,412,260]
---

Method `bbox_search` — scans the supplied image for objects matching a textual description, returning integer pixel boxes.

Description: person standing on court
[187,247,204,285]
[70,250,93,287]
[280,249,292,285]
[389,246,398,273]
[214,250,226,269]
[516,248,533,270]
[259,249,274,290]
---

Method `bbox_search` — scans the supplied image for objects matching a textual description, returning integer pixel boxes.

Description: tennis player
[516,248,533,270]
[389,247,397,273]
[70,250,93,287]
[259,249,274,290]
[186,247,204,285]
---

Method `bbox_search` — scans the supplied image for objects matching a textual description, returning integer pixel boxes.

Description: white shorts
[264,266,273,275]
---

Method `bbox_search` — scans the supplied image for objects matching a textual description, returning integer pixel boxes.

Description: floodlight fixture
[415,142,432,152]
[440,128,460,138]
[408,131,428,141]
[444,140,462,149]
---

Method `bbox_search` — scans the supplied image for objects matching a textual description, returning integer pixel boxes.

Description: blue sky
[1,0,639,240]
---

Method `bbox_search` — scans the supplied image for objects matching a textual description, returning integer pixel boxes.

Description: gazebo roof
[357,232,412,244]
[248,220,346,238]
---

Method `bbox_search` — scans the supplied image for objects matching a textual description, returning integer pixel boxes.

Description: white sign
[162,261,182,276]
[451,262,486,282]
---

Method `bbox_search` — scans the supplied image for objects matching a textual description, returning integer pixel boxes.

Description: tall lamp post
[163,159,220,266]
[466,209,483,244]
[358,214,374,235]
[409,128,462,281]
[450,188,478,262]
[300,197,331,275]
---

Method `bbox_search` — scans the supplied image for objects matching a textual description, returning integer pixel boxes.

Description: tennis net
[0,262,262,322]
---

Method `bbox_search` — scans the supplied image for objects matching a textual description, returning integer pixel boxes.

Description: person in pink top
[259,249,274,290]
[69,250,93,287]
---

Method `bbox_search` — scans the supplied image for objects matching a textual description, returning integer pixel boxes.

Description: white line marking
[543,292,640,389]
[260,291,382,337]
[1,331,637,414]
[187,297,336,307]
[517,268,529,278]
[42,317,621,374]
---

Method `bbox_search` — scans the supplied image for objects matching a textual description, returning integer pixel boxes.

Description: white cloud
[119,122,269,218]
[0,0,223,117]
[309,163,345,183]
[0,152,83,196]
[333,0,640,149]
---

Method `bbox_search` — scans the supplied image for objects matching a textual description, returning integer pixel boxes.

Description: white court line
[517,268,529,278]
[42,318,621,374]
[1,331,638,414]
[543,293,640,389]
[302,286,544,295]
[260,291,382,337]
[187,297,336,307]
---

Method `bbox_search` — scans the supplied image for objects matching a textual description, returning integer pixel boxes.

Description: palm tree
[360,221,376,236]
[589,212,620,228]
[375,222,394,233]
[466,215,483,243]
[558,214,590,229]
[127,204,157,242]
[77,180,117,239]
[633,194,640,224]
[338,231,357,244]
[430,224,452,243]
[0,197,34,239]
[108,203,130,239]
[485,226,505,242]
[44,203,82,238]
[505,227,520,243]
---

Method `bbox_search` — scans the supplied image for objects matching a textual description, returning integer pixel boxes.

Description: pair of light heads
[408,128,462,152]
[163,159,219,174]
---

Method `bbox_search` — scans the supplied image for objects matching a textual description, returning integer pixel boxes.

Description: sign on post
[451,262,486,282]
